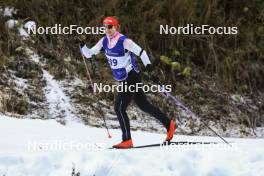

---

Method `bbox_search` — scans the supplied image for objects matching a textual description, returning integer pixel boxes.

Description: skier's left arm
[124,39,151,67]
[124,39,159,82]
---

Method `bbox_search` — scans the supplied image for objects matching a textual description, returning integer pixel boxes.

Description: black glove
[146,64,160,83]
[74,36,86,48]
[80,41,85,48]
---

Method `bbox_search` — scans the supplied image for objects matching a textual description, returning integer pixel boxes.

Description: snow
[6,19,18,29]
[3,7,16,17]
[13,76,29,95]
[24,47,80,123]
[42,70,79,123]
[5,17,35,40]
[255,127,264,137]
[25,48,41,64]
[18,27,29,38]
[14,77,28,90]
[24,20,36,31]
[5,19,35,39]
[17,21,36,39]
[70,77,85,87]
[0,115,264,176]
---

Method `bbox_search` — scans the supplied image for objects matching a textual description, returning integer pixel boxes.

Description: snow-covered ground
[1,8,264,175]
[0,115,264,176]
[42,70,79,123]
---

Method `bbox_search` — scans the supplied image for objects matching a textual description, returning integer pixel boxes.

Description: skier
[80,16,175,148]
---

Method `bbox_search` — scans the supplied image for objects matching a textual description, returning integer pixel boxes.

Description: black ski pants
[114,69,170,141]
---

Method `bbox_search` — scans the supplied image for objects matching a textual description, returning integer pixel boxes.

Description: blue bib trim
[130,52,139,73]
[103,35,139,81]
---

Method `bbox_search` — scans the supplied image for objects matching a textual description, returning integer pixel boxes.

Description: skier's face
[104,24,117,36]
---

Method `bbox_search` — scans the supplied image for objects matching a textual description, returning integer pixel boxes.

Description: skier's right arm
[80,38,103,58]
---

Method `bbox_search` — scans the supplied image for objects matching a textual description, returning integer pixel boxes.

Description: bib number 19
[108,58,117,66]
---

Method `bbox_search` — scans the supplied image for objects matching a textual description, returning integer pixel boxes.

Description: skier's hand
[87,84,94,93]
[80,41,85,48]
[75,36,86,49]
[80,44,93,59]
[146,64,160,84]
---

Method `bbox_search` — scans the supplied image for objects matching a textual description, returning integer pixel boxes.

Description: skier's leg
[134,89,171,130]
[114,91,133,141]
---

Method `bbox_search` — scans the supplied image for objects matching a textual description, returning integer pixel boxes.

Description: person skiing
[80,16,175,148]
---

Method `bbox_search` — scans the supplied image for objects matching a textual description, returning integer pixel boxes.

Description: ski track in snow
[0,115,264,176]
[25,47,80,124]
[42,70,79,123]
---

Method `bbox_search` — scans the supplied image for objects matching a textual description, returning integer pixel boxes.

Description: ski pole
[90,54,112,139]
[80,46,112,138]
[89,55,111,138]
[159,85,229,144]
[201,121,229,145]
[92,104,112,139]
[89,55,97,77]
[79,46,94,90]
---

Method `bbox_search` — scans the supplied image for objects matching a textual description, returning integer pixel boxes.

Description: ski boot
[113,139,133,149]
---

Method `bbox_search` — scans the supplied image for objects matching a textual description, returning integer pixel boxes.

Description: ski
[109,141,220,149]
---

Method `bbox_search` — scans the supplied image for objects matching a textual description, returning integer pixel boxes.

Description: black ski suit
[114,69,170,141]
